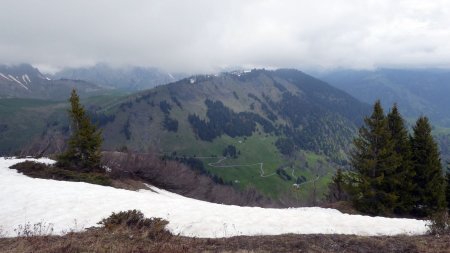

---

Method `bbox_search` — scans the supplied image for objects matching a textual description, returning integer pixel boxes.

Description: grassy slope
[0,99,65,154]
[98,73,343,202]
[0,91,128,154]
[1,71,361,202]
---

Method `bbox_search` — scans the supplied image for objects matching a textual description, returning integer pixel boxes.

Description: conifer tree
[411,116,447,216]
[57,89,103,171]
[446,167,450,211]
[350,100,400,215]
[326,168,354,202]
[387,104,415,214]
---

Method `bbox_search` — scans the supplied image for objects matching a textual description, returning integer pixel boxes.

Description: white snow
[0,73,12,81]
[230,70,251,76]
[22,74,31,84]
[0,157,429,238]
[7,75,29,90]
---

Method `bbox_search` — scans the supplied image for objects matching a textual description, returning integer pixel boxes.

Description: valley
[0,68,364,204]
[3,66,450,205]
[3,2,450,252]
[319,68,450,163]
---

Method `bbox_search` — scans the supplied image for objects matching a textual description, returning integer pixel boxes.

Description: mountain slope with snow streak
[0,158,428,238]
[0,64,104,100]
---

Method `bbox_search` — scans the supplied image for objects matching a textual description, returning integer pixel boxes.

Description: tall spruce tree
[411,116,446,216]
[446,167,450,211]
[387,104,415,214]
[57,89,103,171]
[350,101,400,215]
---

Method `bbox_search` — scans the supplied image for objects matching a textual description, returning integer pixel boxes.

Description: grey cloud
[1,0,450,73]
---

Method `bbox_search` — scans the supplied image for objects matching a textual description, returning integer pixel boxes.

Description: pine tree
[326,168,352,202]
[411,116,447,216]
[57,89,103,171]
[446,167,450,211]
[387,104,415,214]
[350,101,401,215]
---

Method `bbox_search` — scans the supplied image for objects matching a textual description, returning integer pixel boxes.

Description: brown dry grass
[1,230,450,253]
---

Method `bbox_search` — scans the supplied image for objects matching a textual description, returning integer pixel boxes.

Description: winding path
[204,157,276,177]
[293,175,320,188]
[169,154,327,186]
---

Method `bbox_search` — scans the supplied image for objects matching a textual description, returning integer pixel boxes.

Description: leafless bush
[102,151,277,207]
[14,221,54,237]
[428,210,450,235]
[98,210,171,240]
[20,132,66,157]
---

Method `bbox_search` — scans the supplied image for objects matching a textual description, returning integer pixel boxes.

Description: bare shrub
[102,151,277,207]
[20,132,66,157]
[98,210,171,240]
[14,221,54,237]
[428,210,450,235]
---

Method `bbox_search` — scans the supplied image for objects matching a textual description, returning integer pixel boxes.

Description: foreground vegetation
[329,101,449,221]
[4,232,450,253]
[10,161,111,186]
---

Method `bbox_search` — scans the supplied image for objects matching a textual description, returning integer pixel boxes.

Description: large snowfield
[0,157,429,238]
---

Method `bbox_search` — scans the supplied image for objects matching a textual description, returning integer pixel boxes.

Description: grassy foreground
[1,230,449,253]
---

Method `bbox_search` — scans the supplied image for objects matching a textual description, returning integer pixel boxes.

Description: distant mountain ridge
[52,63,185,91]
[82,68,369,200]
[319,68,450,127]
[0,64,104,100]
[98,69,370,159]
[1,68,371,202]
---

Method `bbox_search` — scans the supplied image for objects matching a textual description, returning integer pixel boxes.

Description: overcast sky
[1,0,450,73]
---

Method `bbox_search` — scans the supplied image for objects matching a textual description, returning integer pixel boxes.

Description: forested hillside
[83,69,370,201]
[1,68,370,202]
[319,68,450,163]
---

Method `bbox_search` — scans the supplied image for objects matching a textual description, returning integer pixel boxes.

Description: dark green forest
[330,101,449,218]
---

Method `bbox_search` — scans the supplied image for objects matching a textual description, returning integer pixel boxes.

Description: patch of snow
[7,75,29,90]
[190,78,196,84]
[0,157,429,238]
[168,73,175,80]
[230,70,251,76]
[22,74,31,84]
[0,73,11,81]
[37,74,50,80]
